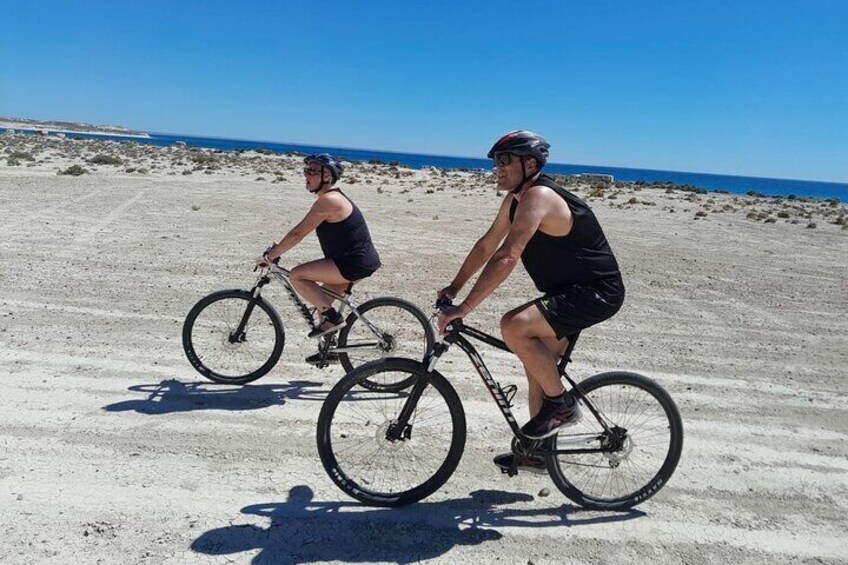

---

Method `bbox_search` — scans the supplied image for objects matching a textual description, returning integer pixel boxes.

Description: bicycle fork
[230,279,270,343]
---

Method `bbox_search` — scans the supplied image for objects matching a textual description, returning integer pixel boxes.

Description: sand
[1,133,847,564]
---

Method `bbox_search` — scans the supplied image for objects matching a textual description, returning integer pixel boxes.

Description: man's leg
[501,302,580,439]
[525,336,569,418]
[290,259,351,311]
[500,302,565,401]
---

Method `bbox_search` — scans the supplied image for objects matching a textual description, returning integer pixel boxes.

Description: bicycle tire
[317,358,466,507]
[182,289,285,384]
[546,371,683,510]
[336,297,435,392]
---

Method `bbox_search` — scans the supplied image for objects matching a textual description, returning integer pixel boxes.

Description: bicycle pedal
[305,352,339,368]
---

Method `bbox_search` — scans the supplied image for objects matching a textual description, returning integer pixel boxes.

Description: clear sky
[2,1,846,182]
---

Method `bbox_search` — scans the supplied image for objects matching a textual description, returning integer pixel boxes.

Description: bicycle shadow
[102,379,326,415]
[191,485,643,563]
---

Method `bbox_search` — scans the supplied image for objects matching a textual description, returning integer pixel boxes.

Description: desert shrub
[58,165,87,176]
[627,197,638,204]
[89,154,123,165]
[137,167,149,174]
[188,151,218,165]
[7,157,20,166]
[777,211,790,219]
[764,217,777,223]
[182,169,192,175]
[8,151,34,161]
[695,211,708,218]
[806,222,817,229]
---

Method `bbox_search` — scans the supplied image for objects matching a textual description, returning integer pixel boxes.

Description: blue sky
[2,1,846,182]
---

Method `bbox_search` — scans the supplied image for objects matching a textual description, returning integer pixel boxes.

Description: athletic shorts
[332,253,381,282]
[534,284,624,339]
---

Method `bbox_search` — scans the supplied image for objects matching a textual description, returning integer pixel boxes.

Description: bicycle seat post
[558,331,580,373]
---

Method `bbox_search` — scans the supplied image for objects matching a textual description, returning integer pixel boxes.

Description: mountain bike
[182,262,435,388]
[316,300,683,509]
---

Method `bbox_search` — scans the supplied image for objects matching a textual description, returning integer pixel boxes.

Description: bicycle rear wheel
[317,358,466,507]
[546,371,683,510]
[336,297,435,392]
[182,289,285,384]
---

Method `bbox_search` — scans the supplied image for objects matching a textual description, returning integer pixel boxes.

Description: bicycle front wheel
[546,371,683,510]
[336,297,435,391]
[317,358,466,507]
[182,289,285,384]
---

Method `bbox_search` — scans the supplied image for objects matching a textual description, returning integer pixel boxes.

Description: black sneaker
[305,351,340,366]
[520,393,582,439]
[493,452,547,475]
[308,309,345,338]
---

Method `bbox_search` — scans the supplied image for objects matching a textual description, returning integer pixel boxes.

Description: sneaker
[520,393,582,439]
[308,309,345,338]
[493,452,547,475]
[305,351,340,366]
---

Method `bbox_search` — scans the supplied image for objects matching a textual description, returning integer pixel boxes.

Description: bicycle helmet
[304,153,344,182]
[487,131,550,193]
[487,130,550,167]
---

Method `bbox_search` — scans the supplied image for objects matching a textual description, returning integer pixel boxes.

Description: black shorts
[534,284,624,339]
[332,253,381,282]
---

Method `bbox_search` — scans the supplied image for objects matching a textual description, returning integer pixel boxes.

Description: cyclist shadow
[191,485,643,563]
[102,379,326,415]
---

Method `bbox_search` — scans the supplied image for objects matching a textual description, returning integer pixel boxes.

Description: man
[437,131,625,474]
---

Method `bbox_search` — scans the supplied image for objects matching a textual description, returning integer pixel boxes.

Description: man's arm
[442,195,514,297]
[459,187,551,313]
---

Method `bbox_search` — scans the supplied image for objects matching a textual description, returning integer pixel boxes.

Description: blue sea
[5,128,846,201]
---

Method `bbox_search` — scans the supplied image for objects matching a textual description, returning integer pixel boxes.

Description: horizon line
[148,129,848,187]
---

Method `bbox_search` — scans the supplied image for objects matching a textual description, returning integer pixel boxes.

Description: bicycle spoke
[550,374,680,508]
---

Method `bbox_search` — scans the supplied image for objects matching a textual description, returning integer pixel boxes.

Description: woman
[256,153,381,357]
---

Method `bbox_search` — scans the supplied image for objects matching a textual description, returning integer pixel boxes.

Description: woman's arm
[262,197,336,262]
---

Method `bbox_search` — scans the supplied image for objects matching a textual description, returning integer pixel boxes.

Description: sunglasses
[493,153,517,166]
[303,167,323,176]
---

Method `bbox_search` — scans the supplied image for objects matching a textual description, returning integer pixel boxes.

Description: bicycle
[316,299,683,509]
[182,262,435,388]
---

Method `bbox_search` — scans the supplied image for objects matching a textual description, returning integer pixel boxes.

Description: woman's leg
[290,259,351,311]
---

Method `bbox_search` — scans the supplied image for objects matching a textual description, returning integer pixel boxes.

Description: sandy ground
[1,134,847,564]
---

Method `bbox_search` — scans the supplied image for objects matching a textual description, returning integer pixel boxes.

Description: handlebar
[434,296,464,333]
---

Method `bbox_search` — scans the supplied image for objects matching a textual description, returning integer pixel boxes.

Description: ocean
[4,128,846,201]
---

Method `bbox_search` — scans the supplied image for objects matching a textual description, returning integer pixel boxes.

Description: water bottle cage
[498,383,518,408]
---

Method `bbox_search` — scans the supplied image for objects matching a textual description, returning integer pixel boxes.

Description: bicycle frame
[236,264,389,355]
[390,319,623,457]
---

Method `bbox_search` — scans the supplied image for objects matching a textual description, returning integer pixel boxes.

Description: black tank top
[315,189,381,266]
[509,175,623,296]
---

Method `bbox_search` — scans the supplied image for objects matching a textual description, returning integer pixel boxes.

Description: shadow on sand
[102,378,326,414]
[192,486,643,563]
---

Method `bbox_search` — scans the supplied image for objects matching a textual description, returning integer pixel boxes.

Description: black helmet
[487,130,550,168]
[304,153,344,182]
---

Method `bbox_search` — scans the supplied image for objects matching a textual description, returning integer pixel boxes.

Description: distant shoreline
[1,126,844,201]
[0,119,150,139]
